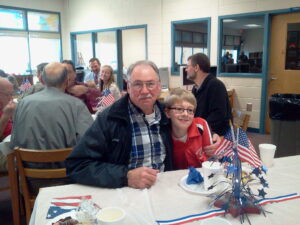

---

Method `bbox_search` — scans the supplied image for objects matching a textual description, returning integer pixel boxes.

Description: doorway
[266,12,300,133]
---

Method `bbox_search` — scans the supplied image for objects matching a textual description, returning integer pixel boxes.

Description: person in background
[66,60,173,189]
[10,62,93,150]
[84,57,101,85]
[96,65,121,113]
[10,62,93,194]
[0,78,16,172]
[187,53,232,136]
[0,69,20,96]
[238,51,249,64]
[0,78,16,141]
[20,62,48,99]
[62,60,101,113]
[164,88,219,169]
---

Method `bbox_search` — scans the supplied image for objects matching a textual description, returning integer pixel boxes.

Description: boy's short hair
[164,88,197,109]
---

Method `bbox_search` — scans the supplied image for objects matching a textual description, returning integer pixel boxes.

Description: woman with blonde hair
[96,65,121,113]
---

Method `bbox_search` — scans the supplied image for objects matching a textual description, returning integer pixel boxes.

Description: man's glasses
[168,107,194,115]
[130,81,158,91]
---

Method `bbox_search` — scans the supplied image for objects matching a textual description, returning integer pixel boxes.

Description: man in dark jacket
[186,53,232,136]
[66,60,173,189]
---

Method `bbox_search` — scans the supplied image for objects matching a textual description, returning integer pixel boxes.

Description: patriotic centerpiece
[211,126,268,224]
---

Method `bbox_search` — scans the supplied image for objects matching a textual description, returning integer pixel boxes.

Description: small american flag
[99,88,115,107]
[19,79,32,92]
[215,127,262,168]
[46,195,91,219]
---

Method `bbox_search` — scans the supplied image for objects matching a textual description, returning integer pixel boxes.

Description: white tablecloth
[30,155,300,225]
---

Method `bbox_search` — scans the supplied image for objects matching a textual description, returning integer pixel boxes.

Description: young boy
[164,88,214,169]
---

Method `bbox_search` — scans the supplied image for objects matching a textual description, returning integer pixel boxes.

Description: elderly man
[66,60,173,189]
[10,62,93,150]
[63,60,101,113]
[187,53,232,136]
[0,78,16,171]
[0,78,16,141]
[84,57,101,85]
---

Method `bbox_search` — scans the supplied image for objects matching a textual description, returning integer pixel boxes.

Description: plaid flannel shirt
[128,99,166,171]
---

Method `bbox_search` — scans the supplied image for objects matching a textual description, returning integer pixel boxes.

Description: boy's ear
[165,109,171,118]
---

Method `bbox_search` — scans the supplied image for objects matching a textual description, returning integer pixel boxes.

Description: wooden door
[266,12,300,133]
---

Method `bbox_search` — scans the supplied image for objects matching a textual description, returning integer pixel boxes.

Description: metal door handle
[271,77,278,80]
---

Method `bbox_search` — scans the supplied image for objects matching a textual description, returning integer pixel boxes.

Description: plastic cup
[202,161,224,191]
[259,143,277,168]
[96,207,125,225]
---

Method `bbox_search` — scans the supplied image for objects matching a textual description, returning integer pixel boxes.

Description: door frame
[217,7,300,133]
[262,8,300,133]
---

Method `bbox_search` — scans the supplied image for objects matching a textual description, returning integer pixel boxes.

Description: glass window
[75,33,93,68]
[221,16,264,73]
[175,46,182,67]
[29,33,61,70]
[95,31,117,70]
[0,31,29,74]
[0,7,61,75]
[0,8,24,29]
[27,11,59,32]
[285,23,300,70]
[172,20,209,73]
[122,28,146,70]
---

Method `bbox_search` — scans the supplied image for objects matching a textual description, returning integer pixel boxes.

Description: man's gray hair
[126,60,160,81]
[42,64,68,87]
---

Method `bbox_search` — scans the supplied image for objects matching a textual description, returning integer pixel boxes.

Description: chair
[6,152,21,225]
[228,89,251,131]
[14,147,72,225]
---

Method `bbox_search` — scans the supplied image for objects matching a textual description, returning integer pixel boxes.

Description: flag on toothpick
[46,195,91,219]
[19,79,32,92]
[215,127,262,168]
[98,88,115,107]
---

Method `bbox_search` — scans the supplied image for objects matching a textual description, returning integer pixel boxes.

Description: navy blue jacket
[66,94,173,188]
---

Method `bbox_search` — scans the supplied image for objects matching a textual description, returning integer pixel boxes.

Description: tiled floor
[0,132,271,225]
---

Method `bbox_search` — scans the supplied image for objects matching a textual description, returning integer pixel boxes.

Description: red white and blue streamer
[156,193,300,225]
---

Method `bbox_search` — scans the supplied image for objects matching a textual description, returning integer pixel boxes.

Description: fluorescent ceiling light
[223,19,236,23]
[245,24,261,27]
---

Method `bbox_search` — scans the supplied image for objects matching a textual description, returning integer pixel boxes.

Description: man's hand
[67,85,89,96]
[203,133,222,157]
[127,167,159,189]
[2,100,16,119]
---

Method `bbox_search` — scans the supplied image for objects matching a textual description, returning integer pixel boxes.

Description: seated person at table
[96,65,121,113]
[164,88,215,170]
[20,62,48,99]
[66,60,173,189]
[0,78,16,172]
[10,62,93,194]
[63,60,101,114]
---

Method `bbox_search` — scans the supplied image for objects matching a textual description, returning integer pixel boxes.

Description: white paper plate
[46,211,77,225]
[179,174,228,196]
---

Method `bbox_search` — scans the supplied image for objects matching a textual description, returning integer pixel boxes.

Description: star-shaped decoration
[221,202,229,211]
[207,185,215,190]
[251,168,261,177]
[208,173,215,179]
[259,177,269,188]
[262,165,268,173]
[220,156,232,163]
[258,188,267,198]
